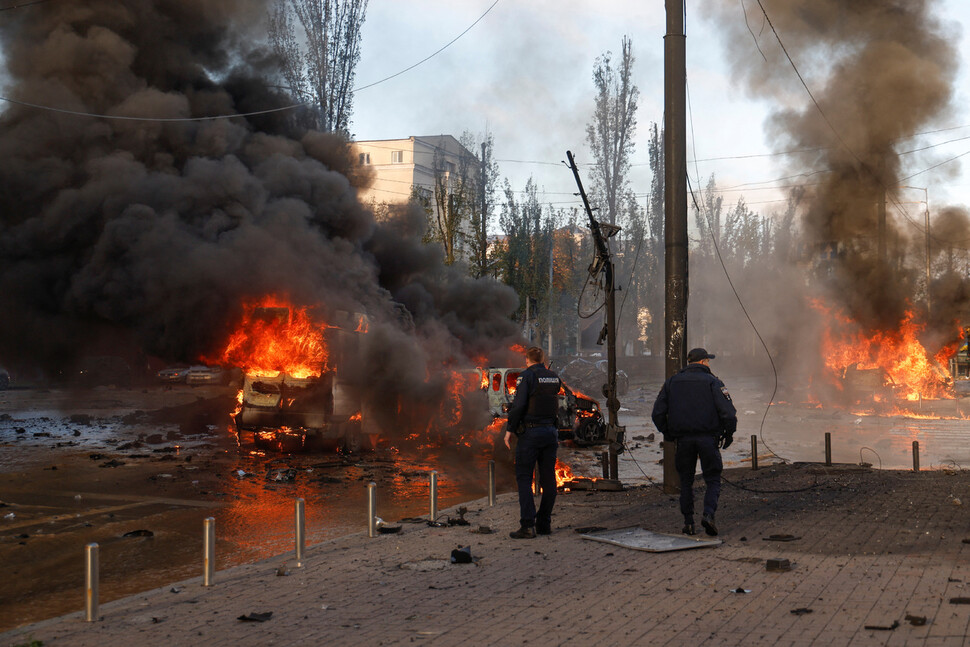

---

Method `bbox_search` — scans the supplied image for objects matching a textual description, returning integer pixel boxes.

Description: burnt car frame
[481,366,607,446]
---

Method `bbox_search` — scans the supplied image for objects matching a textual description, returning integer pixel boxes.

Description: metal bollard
[84,543,99,622]
[533,465,540,496]
[430,471,439,522]
[825,432,832,466]
[601,451,609,479]
[203,517,215,586]
[750,435,758,471]
[367,482,377,537]
[294,498,305,568]
[487,460,496,507]
[609,449,619,481]
[913,441,920,472]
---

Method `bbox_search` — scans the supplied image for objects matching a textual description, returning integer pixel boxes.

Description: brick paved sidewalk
[4,463,970,646]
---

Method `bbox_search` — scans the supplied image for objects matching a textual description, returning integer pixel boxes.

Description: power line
[0,0,501,121]
[0,0,51,10]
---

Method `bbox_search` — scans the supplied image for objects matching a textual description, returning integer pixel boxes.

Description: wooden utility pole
[663,0,687,493]
[480,141,488,278]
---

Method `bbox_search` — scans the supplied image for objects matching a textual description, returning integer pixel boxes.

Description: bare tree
[586,36,640,226]
[462,131,500,279]
[427,142,478,265]
[268,0,368,134]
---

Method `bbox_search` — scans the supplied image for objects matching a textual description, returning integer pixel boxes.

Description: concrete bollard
[430,471,439,522]
[750,435,758,470]
[367,482,377,537]
[913,441,920,472]
[203,517,215,586]
[825,432,832,466]
[294,498,305,568]
[84,543,99,622]
[488,460,496,507]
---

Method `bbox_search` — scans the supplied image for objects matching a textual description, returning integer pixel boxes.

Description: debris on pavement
[905,614,927,626]
[266,467,297,482]
[791,608,813,615]
[574,526,608,533]
[864,620,900,631]
[450,546,473,564]
[766,558,792,572]
[447,506,470,526]
[238,612,273,622]
[122,529,154,538]
[763,534,800,542]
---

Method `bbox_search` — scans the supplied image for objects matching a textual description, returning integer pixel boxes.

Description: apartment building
[352,135,477,208]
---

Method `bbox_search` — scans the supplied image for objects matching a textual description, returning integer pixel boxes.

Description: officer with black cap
[504,346,561,539]
[651,347,737,536]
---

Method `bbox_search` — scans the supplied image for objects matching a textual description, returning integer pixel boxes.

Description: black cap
[687,348,715,363]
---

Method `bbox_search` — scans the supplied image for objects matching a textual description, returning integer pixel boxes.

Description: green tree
[268,0,368,134]
[426,140,480,265]
[586,36,639,227]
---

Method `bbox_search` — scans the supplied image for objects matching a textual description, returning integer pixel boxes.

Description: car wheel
[572,419,603,446]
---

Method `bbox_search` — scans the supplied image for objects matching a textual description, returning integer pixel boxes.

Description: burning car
[481,366,607,446]
[224,302,379,453]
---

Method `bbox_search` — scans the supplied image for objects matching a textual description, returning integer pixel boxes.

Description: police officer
[504,346,561,539]
[651,348,737,536]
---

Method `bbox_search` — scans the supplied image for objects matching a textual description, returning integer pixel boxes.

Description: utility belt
[524,421,554,429]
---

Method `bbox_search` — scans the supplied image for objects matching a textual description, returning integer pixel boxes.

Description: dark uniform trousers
[674,434,722,519]
[514,425,559,528]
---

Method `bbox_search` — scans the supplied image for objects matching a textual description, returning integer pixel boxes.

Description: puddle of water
[0,407,514,632]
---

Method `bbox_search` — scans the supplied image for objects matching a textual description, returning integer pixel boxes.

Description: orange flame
[213,296,328,379]
[813,301,955,401]
[555,459,574,488]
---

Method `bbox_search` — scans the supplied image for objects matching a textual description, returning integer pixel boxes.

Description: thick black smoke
[0,1,522,430]
[698,0,967,379]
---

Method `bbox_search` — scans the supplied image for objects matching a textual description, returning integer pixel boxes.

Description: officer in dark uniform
[504,346,561,539]
[651,348,737,536]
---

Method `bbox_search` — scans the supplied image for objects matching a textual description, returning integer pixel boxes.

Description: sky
[351,0,970,227]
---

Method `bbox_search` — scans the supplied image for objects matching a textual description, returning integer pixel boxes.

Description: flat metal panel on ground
[580,526,722,552]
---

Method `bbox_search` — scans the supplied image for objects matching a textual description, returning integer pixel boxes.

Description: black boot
[701,514,718,536]
[509,526,536,539]
[682,518,696,535]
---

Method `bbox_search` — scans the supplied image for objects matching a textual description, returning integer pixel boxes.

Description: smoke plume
[706,0,960,327]
[0,1,522,434]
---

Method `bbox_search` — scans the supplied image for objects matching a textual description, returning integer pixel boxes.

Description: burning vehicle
[217,300,379,453]
[481,366,607,446]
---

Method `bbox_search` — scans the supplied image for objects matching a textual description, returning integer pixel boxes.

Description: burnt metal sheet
[581,526,721,552]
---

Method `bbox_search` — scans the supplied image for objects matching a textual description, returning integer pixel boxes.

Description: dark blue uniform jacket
[507,363,560,434]
[651,363,737,438]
